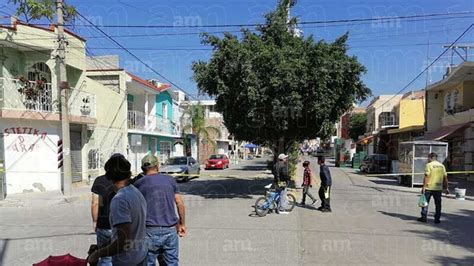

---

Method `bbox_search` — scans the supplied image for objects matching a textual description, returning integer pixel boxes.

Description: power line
[377,23,474,109]
[2,11,473,29]
[75,11,196,99]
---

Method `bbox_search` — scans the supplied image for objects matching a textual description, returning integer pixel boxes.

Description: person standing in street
[90,154,120,266]
[317,156,332,212]
[418,152,449,224]
[300,161,318,206]
[273,153,290,214]
[134,154,186,266]
[88,154,147,266]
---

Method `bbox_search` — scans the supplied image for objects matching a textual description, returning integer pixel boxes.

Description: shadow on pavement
[379,209,474,261]
[178,177,273,199]
[0,239,7,266]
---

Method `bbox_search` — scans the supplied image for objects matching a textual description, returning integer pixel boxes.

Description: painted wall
[1,119,61,194]
[399,98,425,129]
[156,91,173,120]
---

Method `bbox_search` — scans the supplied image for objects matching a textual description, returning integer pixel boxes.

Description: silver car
[159,156,200,182]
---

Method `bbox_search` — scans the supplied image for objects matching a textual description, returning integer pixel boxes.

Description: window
[379,112,396,128]
[160,141,172,159]
[88,149,100,170]
[445,92,452,110]
[162,103,168,122]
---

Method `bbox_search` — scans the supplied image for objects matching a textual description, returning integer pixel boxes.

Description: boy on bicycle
[301,161,318,206]
[273,153,290,214]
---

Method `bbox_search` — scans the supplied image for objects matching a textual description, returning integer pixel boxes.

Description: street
[1,156,473,265]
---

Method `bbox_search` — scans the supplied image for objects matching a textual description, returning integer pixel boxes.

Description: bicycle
[254,184,296,217]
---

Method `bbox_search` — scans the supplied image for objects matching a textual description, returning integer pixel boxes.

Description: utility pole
[57,0,72,196]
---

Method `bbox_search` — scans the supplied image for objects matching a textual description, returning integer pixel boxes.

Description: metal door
[70,131,83,182]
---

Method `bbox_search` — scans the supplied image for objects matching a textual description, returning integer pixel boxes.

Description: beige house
[361,94,403,155]
[424,61,474,180]
[0,19,127,196]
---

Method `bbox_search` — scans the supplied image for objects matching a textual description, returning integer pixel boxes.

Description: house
[0,19,127,196]
[385,91,426,159]
[181,100,230,163]
[359,94,403,156]
[125,72,182,173]
[336,106,365,160]
[424,61,474,180]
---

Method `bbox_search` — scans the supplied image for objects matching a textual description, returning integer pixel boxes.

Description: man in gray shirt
[88,154,147,266]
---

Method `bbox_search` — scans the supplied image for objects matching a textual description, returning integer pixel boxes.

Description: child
[301,161,318,206]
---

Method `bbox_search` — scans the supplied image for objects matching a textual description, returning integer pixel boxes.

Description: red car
[205,154,230,169]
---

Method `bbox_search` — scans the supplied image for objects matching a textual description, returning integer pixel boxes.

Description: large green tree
[8,0,76,22]
[181,103,221,163]
[348,113,367,141]
[192,0,371,156]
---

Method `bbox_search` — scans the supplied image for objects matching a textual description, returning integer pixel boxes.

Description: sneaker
[311,199,319,206]
[434,219,441,224]
[278,211,289,215]
[317,206,325,211]
[321,208,332,213]
[417,217,427,223]
[300,202,306,206]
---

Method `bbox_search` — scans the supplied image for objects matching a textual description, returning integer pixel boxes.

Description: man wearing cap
[134,154,186,266]
[273,153,290,214]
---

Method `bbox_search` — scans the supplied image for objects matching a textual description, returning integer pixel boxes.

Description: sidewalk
[0,185,92,208]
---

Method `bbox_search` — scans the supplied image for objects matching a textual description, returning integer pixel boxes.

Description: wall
[399,98,425,129]
[82,76,128,179]
[462,81,474,110]
[156,92,173,120]
[426,90,443,132]
[0,119,61,194]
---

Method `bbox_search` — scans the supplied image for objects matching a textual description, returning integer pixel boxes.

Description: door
[70,131,83,182]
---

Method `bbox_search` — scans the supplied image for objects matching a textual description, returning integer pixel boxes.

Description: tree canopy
[348,113,367,141]
[192,0,371,154]
[8,0,76,22]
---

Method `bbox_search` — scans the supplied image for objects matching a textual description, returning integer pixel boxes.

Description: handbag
[418,194,428,208]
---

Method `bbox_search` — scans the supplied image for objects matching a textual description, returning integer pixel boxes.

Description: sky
[1,0,474,102]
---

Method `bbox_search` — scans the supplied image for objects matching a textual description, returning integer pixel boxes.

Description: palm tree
[181,103,221,163]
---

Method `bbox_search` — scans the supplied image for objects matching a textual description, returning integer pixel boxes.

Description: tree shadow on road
[379,209,474,263]
[178,177,273,199]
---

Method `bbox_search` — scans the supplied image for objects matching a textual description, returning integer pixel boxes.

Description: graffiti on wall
[3,127,48,152]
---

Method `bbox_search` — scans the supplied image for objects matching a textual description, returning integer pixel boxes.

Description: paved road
[1,156,473,265]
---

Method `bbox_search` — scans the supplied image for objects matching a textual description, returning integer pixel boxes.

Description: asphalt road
[1,156,473,265]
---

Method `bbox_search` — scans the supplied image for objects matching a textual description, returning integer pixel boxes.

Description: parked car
[160,156,200,182]
[205,154,230,169]
[360,154,389,174]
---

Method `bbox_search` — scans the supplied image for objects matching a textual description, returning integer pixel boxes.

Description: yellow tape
[365,171,474,177]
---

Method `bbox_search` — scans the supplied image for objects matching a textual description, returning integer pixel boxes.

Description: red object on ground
[33,254,87,266]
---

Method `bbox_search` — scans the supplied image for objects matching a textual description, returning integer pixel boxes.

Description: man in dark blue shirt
[134,154,186,266]
[317,156,332,212]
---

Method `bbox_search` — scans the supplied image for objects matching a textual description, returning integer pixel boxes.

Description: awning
[356,135,374,144]
[387,125,424,135]
[419,123,469,140]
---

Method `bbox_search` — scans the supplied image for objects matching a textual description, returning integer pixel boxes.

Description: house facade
[181,100,230,163]
[424,62,474,180]
[359,94,403,156]
[0,19,127,196]
[385,91,426,160]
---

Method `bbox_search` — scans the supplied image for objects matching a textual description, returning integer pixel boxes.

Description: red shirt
[303,168,312,186]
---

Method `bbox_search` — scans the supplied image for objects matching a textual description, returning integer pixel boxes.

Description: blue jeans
[146,226,179,266]
[421,190,442,221]
[96,228,112,266]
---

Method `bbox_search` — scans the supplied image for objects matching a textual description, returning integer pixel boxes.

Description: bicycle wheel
[254,197,270,217]
[285,194,297,212]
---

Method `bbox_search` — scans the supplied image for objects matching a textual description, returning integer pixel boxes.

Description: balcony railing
[127,110,179,136]
[0,77,96,119]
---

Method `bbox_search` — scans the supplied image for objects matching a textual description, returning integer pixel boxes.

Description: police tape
[0,168,273,179]
[365,171,474,177]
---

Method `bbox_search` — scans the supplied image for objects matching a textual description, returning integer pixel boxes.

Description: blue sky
[2,0,473,101]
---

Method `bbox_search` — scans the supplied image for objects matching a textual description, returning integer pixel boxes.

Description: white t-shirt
[109,185,147,266]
